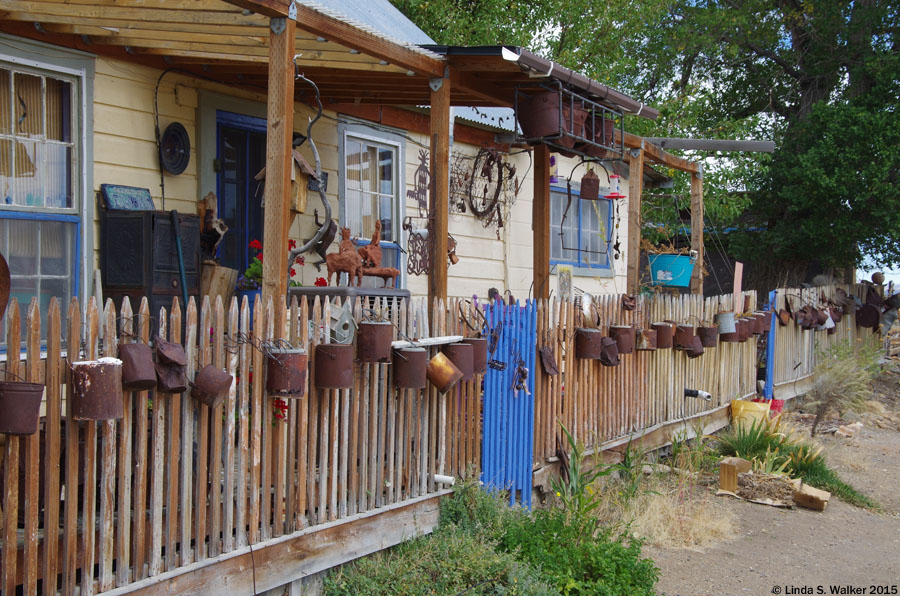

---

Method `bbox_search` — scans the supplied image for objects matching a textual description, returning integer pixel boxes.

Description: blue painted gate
[480,300,537,507]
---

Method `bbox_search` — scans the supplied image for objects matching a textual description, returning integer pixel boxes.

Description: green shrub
[439,479,513,541]
[499,507,659,596]
[323,527,555,596]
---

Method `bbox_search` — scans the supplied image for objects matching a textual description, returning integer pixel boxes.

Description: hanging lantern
[604,174,627,200]
[580,168,600,200]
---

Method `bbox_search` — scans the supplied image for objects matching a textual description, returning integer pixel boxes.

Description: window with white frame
[340,125,403,287]
[0,44,90,347]
[550,187,613,271]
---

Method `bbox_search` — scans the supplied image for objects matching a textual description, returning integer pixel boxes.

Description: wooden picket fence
[0,293,481,596]
[533,291,760,465]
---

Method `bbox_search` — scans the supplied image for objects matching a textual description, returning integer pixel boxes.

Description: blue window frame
[550,185,613,271]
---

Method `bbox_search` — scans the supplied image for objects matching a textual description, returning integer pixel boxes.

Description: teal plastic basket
[648,254,695,287]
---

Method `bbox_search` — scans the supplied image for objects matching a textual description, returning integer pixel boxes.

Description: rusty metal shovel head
[0,252,9,323]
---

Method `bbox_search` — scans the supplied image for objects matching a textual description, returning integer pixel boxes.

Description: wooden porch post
[533,144,551,299]
[689,168,704,294]
[429,70,451,306]
[261,16,296,329]
[627,147,644,295]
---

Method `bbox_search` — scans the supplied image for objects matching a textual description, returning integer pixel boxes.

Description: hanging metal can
[599,337,620,367]
[685,335,705,358]
[71,358,124,421]
[393,347,427,389]
[697,326,719,348]
[356,321,393,363]
[460,338,488,374]
[426,351,464,394]
[444,343,475,381]
[652,322,675,349]
[575,328,603,359]
[609,325,635,355]
[636,328,657,351]
[191,364,234,408]
[315,344,354,389]
[266,348,309,398]
[118,342,157,391]
[0,380,45,435]
[674,325,695,350]
[715,311,736,334]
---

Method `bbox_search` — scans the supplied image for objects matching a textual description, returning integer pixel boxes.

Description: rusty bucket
[636,328,657,351]
[720,327,741,343]
[856,304,880,329]
[599,337,620,367]
[444,343,474,382]
[575,328,603,359]
[356,321,393,363]
[0,380,45,435]
[71,358,124,421]
[426,351,464,394]
[191,364,234,408]
[736,318,753,341]
[830,306,843,324]
[814,307,829,326]
[266,348,308,398]
[777,309,792,327]
[118,342,157,391]
[580,169,600,200]
[751,313,766,335]
[315,344,355,389]
[652,322,675,349]
[674,325,695,350]
[686,335,704,359]
[155,362,187,394]
[393,347,427,389]
[697,326,719,348]
[461,338,488,374]
[156,338,187,367]
[609,325,635,355]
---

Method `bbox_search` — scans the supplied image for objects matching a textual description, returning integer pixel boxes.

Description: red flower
[256,252,263,262]
[314,277,328,287]
[288,239,297,250]
[290,268,296,277]
[295,255,305,266]
[249,239,262,250]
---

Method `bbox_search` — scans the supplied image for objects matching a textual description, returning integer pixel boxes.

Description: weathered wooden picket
[0,294,480,596]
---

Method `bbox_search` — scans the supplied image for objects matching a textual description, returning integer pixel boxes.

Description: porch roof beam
[623,132,699,174]
[221,0,294,19]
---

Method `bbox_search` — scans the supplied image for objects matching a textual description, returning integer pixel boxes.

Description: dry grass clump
[807,340,881,435]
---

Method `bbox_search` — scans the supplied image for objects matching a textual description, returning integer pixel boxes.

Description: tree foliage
[393,0,900,271]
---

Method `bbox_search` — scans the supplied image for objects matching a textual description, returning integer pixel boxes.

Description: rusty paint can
[580,169,600,200]
[156,338,187,367]
[609,325,635,355]
[636,328,657,351]
[461,338,488,374]
[856,304,880,329]
[393,347,427,389]
[751,313,766,335]
[71,358,124,421]
[814,307,829,326]
[777,309,792,327]
[736,318,751,341]
[652,322,675,349]
[674,325,695,350]
[720,328,741,343]
[118,342,157,391]
[685,335,704,358]
[426,351,464,393]
[760,310,774,328]
[266,348,308,398]
[444,343,474,381]
[697,326,719,348]
[829,306,843,324]
[315,344,354,389]
[191,364,234,408]
[0,380,45,435]
[575,328,603,359]
[599,336,620,367]
[155,362,187,394]
[356,321,393,363]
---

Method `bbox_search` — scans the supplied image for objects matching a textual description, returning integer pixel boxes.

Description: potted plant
[236,239,304,313]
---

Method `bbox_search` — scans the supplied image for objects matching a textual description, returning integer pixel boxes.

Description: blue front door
[216,110,267,274]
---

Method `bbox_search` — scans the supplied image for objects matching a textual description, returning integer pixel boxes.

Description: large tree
[395,0,900,281]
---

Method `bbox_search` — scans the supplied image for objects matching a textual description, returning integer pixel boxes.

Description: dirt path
[646,400,900,596]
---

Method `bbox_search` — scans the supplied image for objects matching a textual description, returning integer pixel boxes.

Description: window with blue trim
[550,187,613,270]
[0,61,81,346]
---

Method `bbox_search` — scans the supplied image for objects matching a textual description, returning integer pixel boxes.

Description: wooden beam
[220,0,293,19]
[644,138,775,153]
[689,169,704,294]
[627,148,644,295]
[622,132,699,174]
[98,492,447,596]
[261,16,295,327]
[449,67,513,107]
[291,2,445,78]
[429,72,451,306]
[533,144,551,299]
[0,1,253,25]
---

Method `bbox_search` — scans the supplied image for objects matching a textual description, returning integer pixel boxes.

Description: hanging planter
[698,326,719,348]
[580,168,600,201]
[635,328,657,351]
[674,325,695,350]
[599,337,620,367]
[460,338,488,375]
[266,348,308,398]
[118,342,157,391]
[315,344,354,389]
[715,311,736,334]
[609,325,635,355]
[71,358,124,421]
[356,321,393,363]
[443,343,475,382]
[191,365,234,408]
[648,254,695,287]
[516,91,587,147]
[0,378,45,436]
[426,351,464,394]
[651,322,675,349]
[576,116,617,156]
[393,347,427,389]
[575,328,603,359]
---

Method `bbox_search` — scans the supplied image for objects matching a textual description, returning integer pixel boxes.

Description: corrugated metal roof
[299,0,436,47]
[453,107,517,132]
